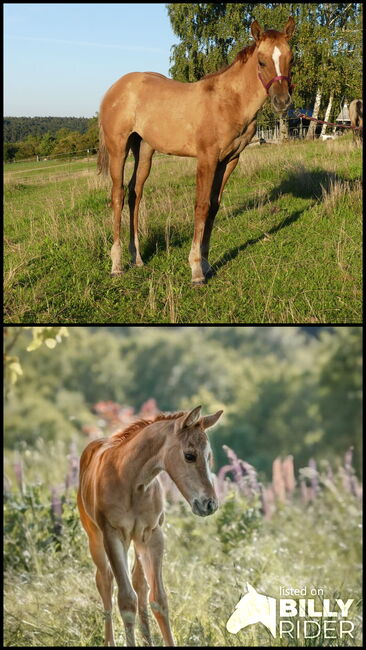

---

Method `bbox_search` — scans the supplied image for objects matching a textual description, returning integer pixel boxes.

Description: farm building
[335,102,351,126]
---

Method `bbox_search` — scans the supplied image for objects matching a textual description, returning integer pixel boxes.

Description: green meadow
[4,137,362,323]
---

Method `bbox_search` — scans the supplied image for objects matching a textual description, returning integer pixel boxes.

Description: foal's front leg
[138,526,175,646]
[132,551,152,646]
[103,525,137,646]
[189,157,218,285]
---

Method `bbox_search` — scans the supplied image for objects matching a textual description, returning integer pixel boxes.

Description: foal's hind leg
[77,493,115,645]
[89,532,116,646]
[107,135,130,275]
[128,138,154,266]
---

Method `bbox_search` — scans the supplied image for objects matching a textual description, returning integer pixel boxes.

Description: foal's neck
[220,53,268,117]
[122,422,168,489]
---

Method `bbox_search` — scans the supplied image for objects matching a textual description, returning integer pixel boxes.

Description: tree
[167,3,255,81]
[52,131,83,156]
[4,327,69,394]
[14,135,40,161]
[3,143,19,162]
[81,115,99,151]
[317,327,362,473]
[38,132,56,157]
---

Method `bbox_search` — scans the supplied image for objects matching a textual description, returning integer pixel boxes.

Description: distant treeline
[4,116,91,143]
[3,116,99,163]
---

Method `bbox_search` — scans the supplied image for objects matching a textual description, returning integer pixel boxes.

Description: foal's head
[164,406,223,517]
[251,16,295,112]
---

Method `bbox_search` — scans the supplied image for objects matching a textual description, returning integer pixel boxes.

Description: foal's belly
[135,118,197,157]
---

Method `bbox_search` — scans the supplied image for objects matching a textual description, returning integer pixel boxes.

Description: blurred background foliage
[4,326,362,478]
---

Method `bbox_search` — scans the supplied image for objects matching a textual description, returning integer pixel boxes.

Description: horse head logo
[226,583,276,637]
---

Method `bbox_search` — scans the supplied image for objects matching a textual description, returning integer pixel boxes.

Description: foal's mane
[203,27,285,81]
[98,410,186,453]
[203,43,256,80]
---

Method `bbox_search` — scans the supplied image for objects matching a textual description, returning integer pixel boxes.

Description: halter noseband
[258,72,294,95]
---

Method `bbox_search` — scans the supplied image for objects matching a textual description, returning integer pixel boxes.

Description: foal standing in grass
[77,406,223,646]
[98,17,295,284]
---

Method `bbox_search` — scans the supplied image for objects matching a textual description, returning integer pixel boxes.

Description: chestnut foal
[77,406,223,646]
[98,17,295,284]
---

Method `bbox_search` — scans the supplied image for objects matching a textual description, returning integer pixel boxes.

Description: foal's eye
[184,452,196,463]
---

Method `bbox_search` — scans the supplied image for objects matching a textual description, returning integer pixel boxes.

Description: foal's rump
[78,439,105,526]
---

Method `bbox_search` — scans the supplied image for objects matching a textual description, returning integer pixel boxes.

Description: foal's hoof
[192,279,206,287]
[111,271,123,276]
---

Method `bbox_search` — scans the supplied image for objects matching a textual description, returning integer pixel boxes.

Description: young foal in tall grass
[77,406,223,646]
[98,17,295,285]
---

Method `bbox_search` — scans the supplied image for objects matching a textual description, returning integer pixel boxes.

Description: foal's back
[100,71,214,157]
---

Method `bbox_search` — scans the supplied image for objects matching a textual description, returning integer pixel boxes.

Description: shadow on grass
[210,206,312,278]
[225,169,349,221]
[141,224,191,264]
[210,169,355,278]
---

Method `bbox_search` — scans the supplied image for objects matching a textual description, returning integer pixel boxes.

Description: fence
[256,115,350,142]
[4,148,97,166]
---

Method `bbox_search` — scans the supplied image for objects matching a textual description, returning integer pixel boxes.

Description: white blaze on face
[204,442,214,486]
[272,45,282,81]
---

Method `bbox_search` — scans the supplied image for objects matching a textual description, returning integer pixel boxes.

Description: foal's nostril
[206,498,216,514]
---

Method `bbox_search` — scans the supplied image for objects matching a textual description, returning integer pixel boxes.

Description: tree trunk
[321,91,334,137]
[279,113,289,141]
[306,87,322,139]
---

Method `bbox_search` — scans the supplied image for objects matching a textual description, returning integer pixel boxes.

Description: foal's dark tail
[97,122,109,176]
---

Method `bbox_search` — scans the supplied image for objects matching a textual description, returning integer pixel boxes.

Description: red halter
[258,72,294,95]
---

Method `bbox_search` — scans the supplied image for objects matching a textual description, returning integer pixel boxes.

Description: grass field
[4,440,362,646]
[4,137,362,323]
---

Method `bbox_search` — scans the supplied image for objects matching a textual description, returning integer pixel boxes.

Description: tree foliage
[3,117,99,162]
[3,117,90,143]
[4,327,362,478]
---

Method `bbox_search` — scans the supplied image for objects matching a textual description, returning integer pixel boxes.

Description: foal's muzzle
[271,94,292,112]
[192,497,218,517]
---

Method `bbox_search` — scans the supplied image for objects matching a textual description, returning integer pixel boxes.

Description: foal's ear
[201,410,224,430]
[251,20,263,43]
[177,406,202,431]
[284,16,295,39]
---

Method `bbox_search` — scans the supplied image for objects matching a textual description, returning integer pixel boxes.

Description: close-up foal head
[163,406,223,517]
[252,16,295,113]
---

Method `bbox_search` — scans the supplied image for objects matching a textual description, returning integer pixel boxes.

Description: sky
[4,3,179,117]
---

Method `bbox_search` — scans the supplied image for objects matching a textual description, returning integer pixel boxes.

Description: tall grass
[4,438,362,646]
